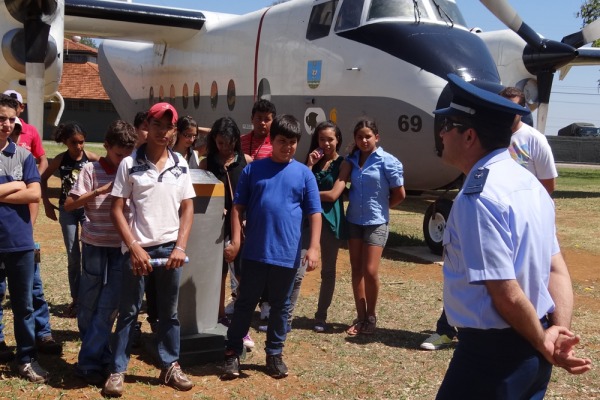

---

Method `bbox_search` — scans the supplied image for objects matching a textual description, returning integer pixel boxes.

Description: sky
[136,0,600,135]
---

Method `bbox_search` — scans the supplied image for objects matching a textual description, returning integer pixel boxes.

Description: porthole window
[227,79,236,111]
[257,78,271,101]
[170,84,176,104]
[193,82,200,109]
[149,86,154,104]
[159,85,164,102]
[210,81,218,111]
[182,83,189,109]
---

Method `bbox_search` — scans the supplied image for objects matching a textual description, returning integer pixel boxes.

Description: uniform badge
[463,167,489,194]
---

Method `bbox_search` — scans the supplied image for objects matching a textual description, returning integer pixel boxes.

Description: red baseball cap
[147,102,178,125]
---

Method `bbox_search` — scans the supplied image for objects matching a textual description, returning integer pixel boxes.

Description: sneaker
[18,359,49,383]
[218,316,231,327]
[313,321,327,333]
[221,351,240,380]
[159,361,193,391]
[265,354,288,379]
[0,341,14,363]
[258,324,268,332]
[131,322,142,348]
[66,300,78,318]
[260,302,271,320]
[102,372,124,397]
[36,335,63,354]
[420,333,454,350]
[243,333,255,349]
[224,299,235,315]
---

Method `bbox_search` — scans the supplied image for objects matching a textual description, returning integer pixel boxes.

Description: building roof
[59,62,109,100]
[59,39,109,100]
[64,38,97,54]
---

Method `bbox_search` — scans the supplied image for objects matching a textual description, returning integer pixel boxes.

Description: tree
[577,0,600,47]
[79,37,98,49]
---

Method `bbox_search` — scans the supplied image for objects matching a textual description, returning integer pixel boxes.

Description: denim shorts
[347,222,389,247]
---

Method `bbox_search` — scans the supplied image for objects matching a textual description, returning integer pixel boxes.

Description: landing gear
[423,198,453,256]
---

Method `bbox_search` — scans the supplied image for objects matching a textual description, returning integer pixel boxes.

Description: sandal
[345,319,363,336]
[361,315,377,335]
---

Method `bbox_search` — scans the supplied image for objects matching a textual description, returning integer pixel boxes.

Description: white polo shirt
[112,147,195,250]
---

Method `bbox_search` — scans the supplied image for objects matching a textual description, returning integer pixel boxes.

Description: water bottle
[148,256,190,267]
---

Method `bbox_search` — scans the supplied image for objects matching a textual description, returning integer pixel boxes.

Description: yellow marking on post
[194,183,225,197]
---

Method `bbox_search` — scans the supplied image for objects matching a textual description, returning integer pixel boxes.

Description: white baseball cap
[3,90,23,104]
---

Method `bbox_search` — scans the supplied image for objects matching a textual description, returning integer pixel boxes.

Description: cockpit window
[367,0,429,20]
[430,0,467,26]
[307,0,339,40]
[334,0,365,31]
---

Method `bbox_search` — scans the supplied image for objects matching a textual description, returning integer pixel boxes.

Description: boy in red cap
[103,103,196,396]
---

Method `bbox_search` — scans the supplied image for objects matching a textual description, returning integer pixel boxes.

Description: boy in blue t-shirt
[0,94,47,383]
[222,115,322,380]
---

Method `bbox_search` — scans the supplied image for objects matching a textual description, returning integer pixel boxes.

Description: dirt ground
[0,175,598,399]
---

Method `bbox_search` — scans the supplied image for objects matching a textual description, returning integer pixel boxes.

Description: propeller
[479,0,600,133]
[5,0,61,136]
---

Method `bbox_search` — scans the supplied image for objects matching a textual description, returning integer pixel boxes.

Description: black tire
[423,199,453,256]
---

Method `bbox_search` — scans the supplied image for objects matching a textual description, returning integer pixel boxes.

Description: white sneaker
[243,333,255,349]
[260,302,271,320]
[18,359,49,383]
[258,324,268,332]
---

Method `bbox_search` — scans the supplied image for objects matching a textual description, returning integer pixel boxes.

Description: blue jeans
[59,206,85,300]
[0,260,52,341]
[110,242,182,372]
[227,259,296,356]
[77,244,125,373]
[0,251,37,364]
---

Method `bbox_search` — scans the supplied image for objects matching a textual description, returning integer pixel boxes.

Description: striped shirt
[70,158,128,247]
[240,131,272,160]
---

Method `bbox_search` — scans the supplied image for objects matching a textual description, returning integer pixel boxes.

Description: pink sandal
[346,319,363,336]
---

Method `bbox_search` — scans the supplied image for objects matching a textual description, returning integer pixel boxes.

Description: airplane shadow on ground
[552,190,600,199]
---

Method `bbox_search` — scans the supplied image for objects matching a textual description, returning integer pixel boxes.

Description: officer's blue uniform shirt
[346,146,404,225]
[443,148,559,329]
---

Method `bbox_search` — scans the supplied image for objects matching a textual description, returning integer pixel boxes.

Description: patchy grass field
[0,157,597,399]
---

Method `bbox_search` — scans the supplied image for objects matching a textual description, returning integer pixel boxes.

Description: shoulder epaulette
[462,167,489,195]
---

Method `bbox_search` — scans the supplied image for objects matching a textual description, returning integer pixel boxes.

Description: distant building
[40,38,120,141]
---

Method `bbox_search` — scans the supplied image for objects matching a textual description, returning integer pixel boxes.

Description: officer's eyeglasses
[441,118,466,132]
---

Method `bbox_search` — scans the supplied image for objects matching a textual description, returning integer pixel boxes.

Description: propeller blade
[562,19,600,48]
[536,103,549,134]
[479,0,544,49]
[535,71,553,134]
[23,5,53,135]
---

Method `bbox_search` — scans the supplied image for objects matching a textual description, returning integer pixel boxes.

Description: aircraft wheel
[423,199,453,256]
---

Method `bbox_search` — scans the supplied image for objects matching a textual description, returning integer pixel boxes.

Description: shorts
[347,222,389,247]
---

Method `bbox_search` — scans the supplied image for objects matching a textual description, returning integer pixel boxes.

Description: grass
[0,155,597,398]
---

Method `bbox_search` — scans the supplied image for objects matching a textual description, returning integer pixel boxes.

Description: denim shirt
[346,147,404,225]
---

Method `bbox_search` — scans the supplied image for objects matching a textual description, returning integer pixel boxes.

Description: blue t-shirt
[234,158,321,268]
[0,140,40,252]
[346,146,404,225]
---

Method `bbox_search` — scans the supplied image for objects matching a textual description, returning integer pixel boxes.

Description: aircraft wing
[64,0,205,43]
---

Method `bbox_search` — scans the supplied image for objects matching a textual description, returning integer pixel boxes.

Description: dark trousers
[436,321,552,400]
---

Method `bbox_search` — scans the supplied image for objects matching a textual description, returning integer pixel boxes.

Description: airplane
[1,0,599,254]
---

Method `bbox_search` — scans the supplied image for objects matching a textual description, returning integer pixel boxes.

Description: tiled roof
[59,62,110,100]
[64,38,98,54]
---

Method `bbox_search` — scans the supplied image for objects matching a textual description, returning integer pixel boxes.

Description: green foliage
[79,37,98,49]
[577,0,600,47]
